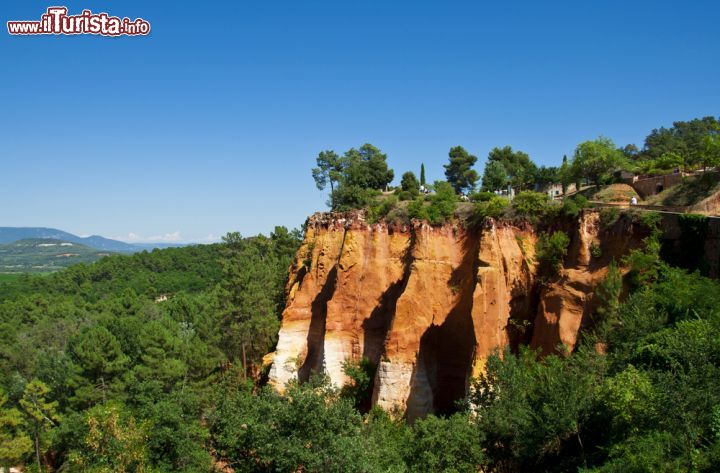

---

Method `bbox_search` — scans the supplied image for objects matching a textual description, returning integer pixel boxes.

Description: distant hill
[0,227,184,253]
[0,238,114,273]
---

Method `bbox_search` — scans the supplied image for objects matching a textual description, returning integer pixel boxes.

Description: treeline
[312,116,720,211]
[0,227,302,472]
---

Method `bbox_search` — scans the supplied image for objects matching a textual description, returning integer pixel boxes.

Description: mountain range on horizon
[0,227,187,253]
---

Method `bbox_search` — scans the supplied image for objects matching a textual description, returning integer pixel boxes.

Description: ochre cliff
[266,210,646,419]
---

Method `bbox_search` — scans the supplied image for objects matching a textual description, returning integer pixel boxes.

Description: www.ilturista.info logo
[7,7,150,36]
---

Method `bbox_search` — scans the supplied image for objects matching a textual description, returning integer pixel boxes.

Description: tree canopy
[571,137,626,187]
[481,161,508,192]
[642,116,720,167]
[444,146,480,194]
[311,144,395,211]
[486,146,537,192]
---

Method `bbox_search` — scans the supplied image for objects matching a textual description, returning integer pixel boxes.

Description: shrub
[623,212,662,287]
[560,195,591,218]
[471,196,509,226]
[590,243,602,258]
[573,194,589,208]
[536,231,570,280]
[396,190,414,201]
[469,191,494,203]
[331,185,379,211]
[512,191,550,220]
[424,181,457,225]
[341,357,376,412]
[600,207,620,229]
[407,197,427,221]
[367,195,398,223]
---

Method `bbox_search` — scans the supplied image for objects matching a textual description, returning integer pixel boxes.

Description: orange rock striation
[267,209,646,419]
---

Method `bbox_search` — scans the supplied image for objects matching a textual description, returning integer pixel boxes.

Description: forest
[0,214,719,472]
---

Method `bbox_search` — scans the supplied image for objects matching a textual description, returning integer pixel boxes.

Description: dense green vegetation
[208,261,720,472]
[0,228,301,472]
[312,144,394,211]
[2,206,719,472]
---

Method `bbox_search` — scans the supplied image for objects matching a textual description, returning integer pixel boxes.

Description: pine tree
[420,163,426,187]
[444,146,479,193]
[20,380,58,472]
[0,388,32,471]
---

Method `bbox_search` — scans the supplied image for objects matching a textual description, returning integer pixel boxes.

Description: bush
[561,195,591,218]
[341,358,376,412]
[423,181,457,225]
[469,191,494,203]
[331,185,380,211]
[367,195,398,223]
[471,196,509,226]
[512,191,551,220]
[407,414,486,472]
[536,231,570,280]
[396,190,414,201]
[600,207,620,229]
[407,197,427,221]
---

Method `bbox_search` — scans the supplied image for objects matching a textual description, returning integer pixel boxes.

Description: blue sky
[2,1,718,242]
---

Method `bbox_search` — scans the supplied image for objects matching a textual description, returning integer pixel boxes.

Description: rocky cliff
[266,210,648,420]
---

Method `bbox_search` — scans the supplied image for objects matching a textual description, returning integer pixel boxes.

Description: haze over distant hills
[0,227,185,253]
[0,238,113,273]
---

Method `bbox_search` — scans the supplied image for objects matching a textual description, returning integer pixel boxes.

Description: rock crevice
[267,210,642,418]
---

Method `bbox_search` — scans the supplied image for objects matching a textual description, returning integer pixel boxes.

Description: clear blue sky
[2,1,718,242]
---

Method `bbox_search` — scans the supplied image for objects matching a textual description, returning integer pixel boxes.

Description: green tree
[420,163,426,186]
[620,144,640,160]
[535,165,560,188]
[20,380,58,472]
[472,347,603,471]
[218,232,289,371]
[701,134,720,170]
[68,402,150,473]
[642,116,720,168]
[486,146,538,192]
[571,137,625,187]
[0,388,32,471]
[512,191,550,220]
[408,414,486,472]
[654,152,684,172]
[342,144,394,190]
[211,376,368,472]
[69,326,129,406]
[595,260,622,323]
[327,143,394,210]
[444,146,479,194]
[400,171,420,196]
[559,154,573,194]
[311,150,343,194]
[535,231,570,280]
[139,391,211,472]
[481,160,509,192]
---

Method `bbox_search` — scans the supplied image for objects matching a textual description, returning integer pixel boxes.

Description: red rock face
[267,210,642,418]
